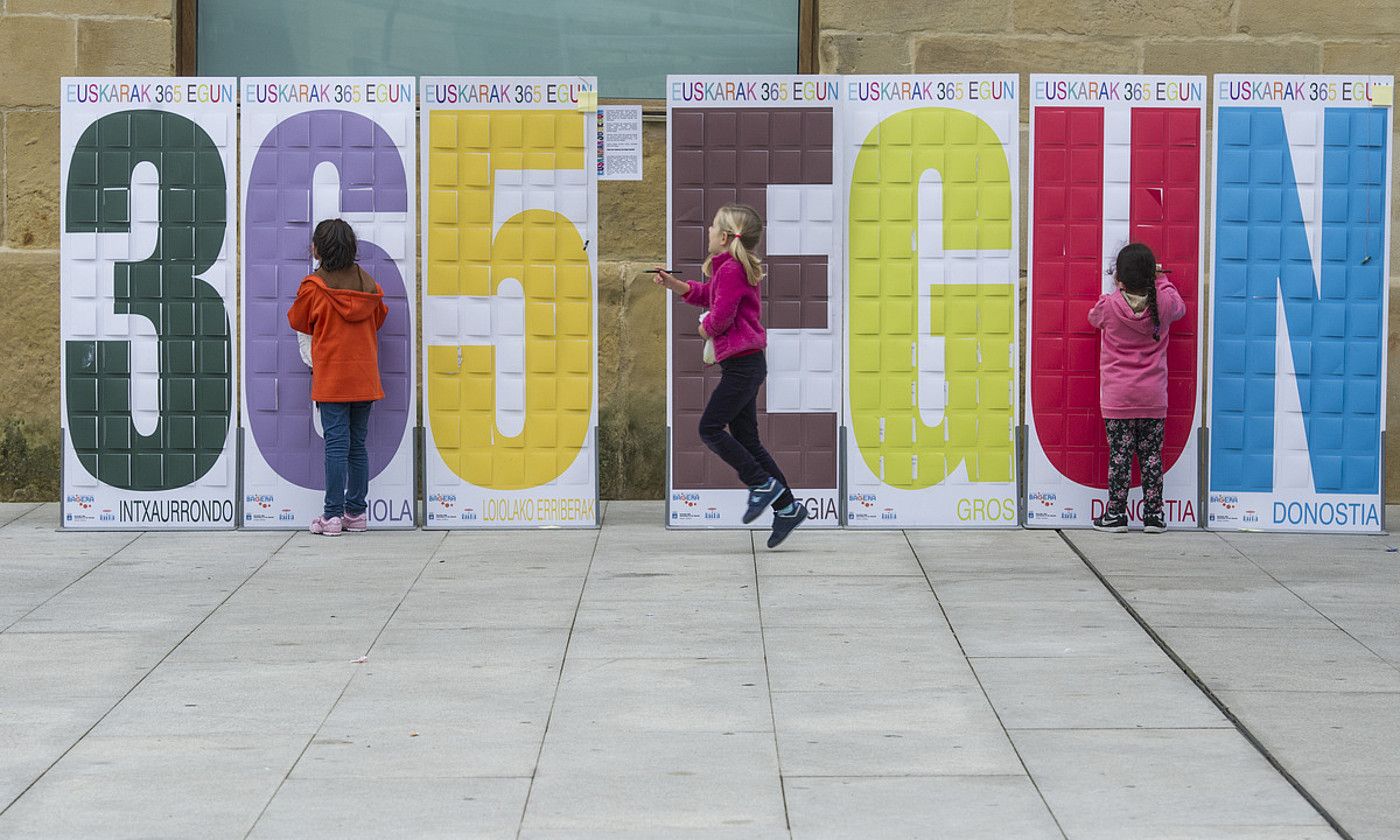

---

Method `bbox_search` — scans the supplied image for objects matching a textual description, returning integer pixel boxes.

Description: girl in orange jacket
[287,219,388,536]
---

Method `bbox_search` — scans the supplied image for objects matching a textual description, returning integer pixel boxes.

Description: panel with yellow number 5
[420,77,599,529]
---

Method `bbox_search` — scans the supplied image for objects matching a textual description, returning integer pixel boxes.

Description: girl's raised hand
[651,266,686,294]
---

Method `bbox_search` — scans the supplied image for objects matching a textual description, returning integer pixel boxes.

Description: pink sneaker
[342,511,368,533]
[310,515,342,536]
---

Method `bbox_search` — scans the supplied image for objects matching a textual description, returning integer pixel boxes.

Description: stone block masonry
[0,2,173,499]
[1,0,1397,501]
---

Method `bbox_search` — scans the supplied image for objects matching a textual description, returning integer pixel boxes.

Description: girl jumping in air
[287,219,388,536]
[1089,242,1186,534]
[654,204,807,548]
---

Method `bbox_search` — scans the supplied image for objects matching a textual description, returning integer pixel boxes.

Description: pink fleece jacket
[681,252,766,362]
[1087,276,1186,419]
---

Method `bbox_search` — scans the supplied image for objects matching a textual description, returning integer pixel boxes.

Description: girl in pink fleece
[1088,243,1186,534]
[654,204,807,548]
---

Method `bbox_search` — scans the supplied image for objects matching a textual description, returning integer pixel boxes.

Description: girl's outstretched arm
[287,280,315,333]
[373,284,388,330]
[682,281,713,309]
[1156,275,1186,324]
[653,267,709,306]
[1087,293,1111,329]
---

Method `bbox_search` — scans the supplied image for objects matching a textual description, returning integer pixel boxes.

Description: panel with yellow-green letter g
[843,77,1020,528]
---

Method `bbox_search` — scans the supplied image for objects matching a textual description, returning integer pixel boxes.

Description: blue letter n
[1211,106,1388,494]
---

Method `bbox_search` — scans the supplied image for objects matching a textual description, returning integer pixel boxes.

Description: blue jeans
[320,401,372,519]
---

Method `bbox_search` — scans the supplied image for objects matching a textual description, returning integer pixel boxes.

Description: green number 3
[64,110,232,491]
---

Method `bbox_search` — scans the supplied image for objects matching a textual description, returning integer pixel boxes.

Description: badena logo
[1210,494,1239,510]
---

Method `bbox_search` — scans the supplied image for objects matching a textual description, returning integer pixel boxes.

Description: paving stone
[0,505,1360,837]
[785,775,1062,840]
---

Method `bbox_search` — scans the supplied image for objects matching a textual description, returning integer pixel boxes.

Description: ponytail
[1145,279,1161,341]
[702,204,764,286]
[727,228,764,287]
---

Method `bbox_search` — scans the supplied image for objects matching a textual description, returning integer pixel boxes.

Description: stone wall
[1,0,1398,500]
[0,2,174,499]
[596,122,668,498]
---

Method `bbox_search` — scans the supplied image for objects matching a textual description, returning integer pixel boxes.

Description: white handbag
[700,313,716,365]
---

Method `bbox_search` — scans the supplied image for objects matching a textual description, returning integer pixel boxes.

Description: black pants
[698,352,795,510]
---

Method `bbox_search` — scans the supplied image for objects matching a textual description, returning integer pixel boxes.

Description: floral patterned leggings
[1104,418,1165,519]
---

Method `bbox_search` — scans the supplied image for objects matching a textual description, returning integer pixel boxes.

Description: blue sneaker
[767,503,808,548]
[743,478,785,524]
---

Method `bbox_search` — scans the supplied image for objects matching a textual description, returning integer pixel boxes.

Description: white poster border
[1205,74,1393,534]
[59,77,239,530]
[237,76,418,530]
[419,76,601,529]
[664,74,844,530]
[839,74,1022,529]
[1023,74,1207,530]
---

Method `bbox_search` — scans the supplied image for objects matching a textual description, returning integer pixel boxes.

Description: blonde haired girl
[654,204,807,548]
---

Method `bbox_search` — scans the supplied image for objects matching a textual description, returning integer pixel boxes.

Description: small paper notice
[597,105,643,181]
[1372,85,1394,107]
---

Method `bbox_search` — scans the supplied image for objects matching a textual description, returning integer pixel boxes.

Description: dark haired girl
[1088,242,1186,533]
[287,219,387,536]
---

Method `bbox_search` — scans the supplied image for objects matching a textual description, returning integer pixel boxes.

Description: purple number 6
[244,109,411,489]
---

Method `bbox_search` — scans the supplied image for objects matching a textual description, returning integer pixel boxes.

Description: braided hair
[1115,242,1161,341]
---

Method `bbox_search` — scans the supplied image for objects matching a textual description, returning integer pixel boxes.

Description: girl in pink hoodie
[654,204,806,548]
[1088,243,1186,534]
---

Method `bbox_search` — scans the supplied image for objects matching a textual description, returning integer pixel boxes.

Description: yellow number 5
[425,110,593,490]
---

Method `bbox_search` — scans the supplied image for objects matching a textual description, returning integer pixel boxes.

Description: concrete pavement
[1066,525,1400,840]
[0,501,1388,838]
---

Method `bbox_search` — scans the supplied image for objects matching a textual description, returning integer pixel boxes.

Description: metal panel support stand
[594,425,602,529]
[1016,424,1029,527]
[414,425,425,528]
[1381,428,1388,534]
[838,425,848,527]
[1197,426,1209,529]
[234,426,245,528]
[57,426,66,529]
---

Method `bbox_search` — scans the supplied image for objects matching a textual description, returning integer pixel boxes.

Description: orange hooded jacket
[286,273,388,403]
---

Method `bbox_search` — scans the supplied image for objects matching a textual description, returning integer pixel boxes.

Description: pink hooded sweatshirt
[681,252,766,362]
[1087,275,1186,419]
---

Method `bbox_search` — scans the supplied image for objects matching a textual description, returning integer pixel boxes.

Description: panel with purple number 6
[239,78,416,529]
